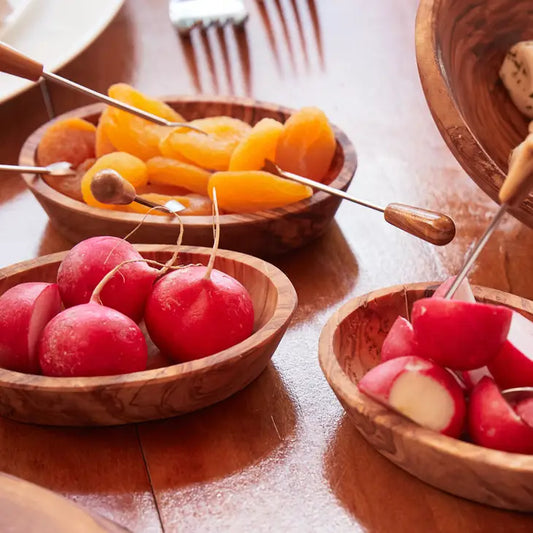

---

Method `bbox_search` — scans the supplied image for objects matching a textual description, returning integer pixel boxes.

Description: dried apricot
[208,170,312,213]
[229,118,284,171]
[125,193,211,216]
[275,107,336,182]
[95,108,116,157]
[102,84,185,161]
[37,118,96,167]
[160,116,251,171]
[81,152,148,210]
[146,157,211,195]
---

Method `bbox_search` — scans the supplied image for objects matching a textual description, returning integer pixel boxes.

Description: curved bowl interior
[0,245,297,426]
[319,282,533,511]
[416,0,533,224]
[19,96,357,256]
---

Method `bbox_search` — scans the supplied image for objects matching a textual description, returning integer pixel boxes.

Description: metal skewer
[90,169,186,214]
[444,134,533,299]
[0,162,75,176]
[263,159,456,246]
[0,42,206,134]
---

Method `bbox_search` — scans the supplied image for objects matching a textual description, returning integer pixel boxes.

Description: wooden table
[0,1,532,531]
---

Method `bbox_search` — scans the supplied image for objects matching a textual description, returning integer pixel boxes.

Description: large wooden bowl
[19,96,357,256]
[0,245,297,426]
[415,0,533,225]
[319,282,533,511]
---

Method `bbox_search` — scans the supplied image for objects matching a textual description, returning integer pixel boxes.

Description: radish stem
[205,187,220,280]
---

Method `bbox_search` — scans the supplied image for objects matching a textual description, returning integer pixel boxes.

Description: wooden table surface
[1,0,533,531]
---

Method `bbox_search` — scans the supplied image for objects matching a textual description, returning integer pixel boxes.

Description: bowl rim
[0,244,298,391]
[18,95,358,227]
[318,281,533,471]
[414,0,511,201]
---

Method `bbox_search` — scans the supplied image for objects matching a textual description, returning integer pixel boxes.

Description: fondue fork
[444,134,533,299]
[0,42,205,134]
[263,159,456,246]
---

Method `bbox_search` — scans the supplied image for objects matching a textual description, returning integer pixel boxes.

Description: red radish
[488,311,533,388]
[39,303,147,377]
[380,316,417,361]
[57,236,158,322]
[145,264,254,361]
[515,398,533,428]
[469,377,533,453]
[432,276,475,302]
[358,356,466,438]
[460,366,493,391]
[39,262,148,377]
[411,298,512,370]
[144,188,254,362]
[432,276,492,388]
[0,283,62,373]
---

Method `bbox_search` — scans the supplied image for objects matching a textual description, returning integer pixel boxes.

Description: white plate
[0,0,124,104]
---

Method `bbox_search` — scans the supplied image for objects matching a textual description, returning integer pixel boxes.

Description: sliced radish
[0,283,62,373]
[432,276,476,302]
[469,377,533,453]
[359,356,466,438]
[411,298,512,370]
[380,316,417,361]
[515,398,533,428]
[460,366,493,391]
[488,311,533,388]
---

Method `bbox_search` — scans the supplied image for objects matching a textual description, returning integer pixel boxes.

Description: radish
[432,276,493,389]
[380,316,417,361]
[515,398,533,428]
[411,298,512,370]
[39,263,148,377]
[469,377,533,454]
[488,311,533,388]
[57,236,158,323]
[144,189,255,362]
[359,356,466,438]
[0,283,62,373]
[431,276,476,302]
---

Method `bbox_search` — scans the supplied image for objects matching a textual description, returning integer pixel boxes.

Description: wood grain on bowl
[0,245,297,426]
[318,282,533,511]
[416,0,533,225]
[19,96,357,256]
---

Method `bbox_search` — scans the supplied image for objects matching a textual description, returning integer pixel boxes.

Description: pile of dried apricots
[36,84,337,215]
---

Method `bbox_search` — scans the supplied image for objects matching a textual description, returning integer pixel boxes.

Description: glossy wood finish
[0,472,128,532]
[2,0,533,531]
[0,245,296,425]
[416,0,533,225]
[19,98,356,257]
[0,42,43,82]
[318,282,533,511]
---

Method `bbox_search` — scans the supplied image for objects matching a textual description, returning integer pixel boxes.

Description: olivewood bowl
[0,245,297,426]
[19,96,357,256]
[415,0,533,225]
[318,282,533,511]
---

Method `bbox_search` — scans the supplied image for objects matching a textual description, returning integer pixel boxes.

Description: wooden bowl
[318,282,533,511]
[19,96,357,256]
[0,245,297,426]
[415,0,533,225]
[0,472,126,532]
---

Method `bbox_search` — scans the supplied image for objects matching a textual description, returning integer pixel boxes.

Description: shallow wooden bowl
[416,0,533,225]
[319,282,533,511]
[19,96,357,256]
[0,245,297,426]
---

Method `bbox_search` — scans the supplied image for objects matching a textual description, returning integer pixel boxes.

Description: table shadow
[137,362,297,489]
[323,415,533,533]
[271,221,359,324]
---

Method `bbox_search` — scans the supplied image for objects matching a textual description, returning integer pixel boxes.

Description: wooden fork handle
[384,203,456,245]
[0,42,43,81]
